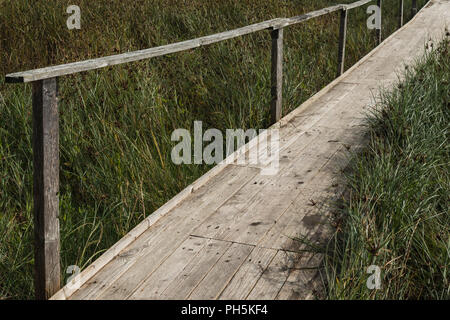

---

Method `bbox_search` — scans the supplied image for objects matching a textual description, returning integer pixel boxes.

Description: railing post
[337,7,348,77]
[376,0,383,44]
[412,0,417,17]
[270,27,284,124]
[399,0,404,28]
[32,77,61,300]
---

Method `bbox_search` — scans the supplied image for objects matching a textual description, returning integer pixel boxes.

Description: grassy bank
[323,39,449,299]
[0,0,428,299]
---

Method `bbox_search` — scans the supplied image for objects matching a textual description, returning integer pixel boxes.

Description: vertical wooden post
[376,0,383,44]
[399,0,404,28]
[32,77,60,300]
[412,0,417,17]
[270,27,283,124]
[337,8,348,77]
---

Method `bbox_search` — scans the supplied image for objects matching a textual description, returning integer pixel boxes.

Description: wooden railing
[4,0,418,299]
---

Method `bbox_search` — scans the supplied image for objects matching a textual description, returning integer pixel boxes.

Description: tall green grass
[322,39,449,299]
[0,0,428,299]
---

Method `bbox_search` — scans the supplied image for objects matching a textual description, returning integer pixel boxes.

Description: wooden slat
[70,165,259,300]
[160,239,232,299]
[276,252,324,300]
[218,178,307,245]
[32,78,61,300]
[256,188,319,251]
[129,236,209,299]
[188,243,254,300]
[218,247,277,300]
[246,250,300,299]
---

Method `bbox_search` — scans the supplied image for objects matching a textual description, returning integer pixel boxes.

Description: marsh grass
[0,0,428,299]
[321,39,449,299]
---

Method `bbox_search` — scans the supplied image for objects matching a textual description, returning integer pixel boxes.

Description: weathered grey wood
[188,242,253,300]
[130,236,209,299]
[93,166,259,300]
[274,5,344,29]
[377,0,383,44]
[270,28,283,124]
[160,239,232,299]
[218,247,277,299]
[412,0,418,17]
[6,1,378,83]
[5,19,279,83]
[337,8,348,77]
[399,0,404,28]
[246,250,300,299]
[343,0,372,10]
[32,78,60,300]
[275,252,323,300]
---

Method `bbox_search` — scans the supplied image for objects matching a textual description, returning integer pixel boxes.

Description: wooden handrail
[5,1,373,83]
[4,0,416,300]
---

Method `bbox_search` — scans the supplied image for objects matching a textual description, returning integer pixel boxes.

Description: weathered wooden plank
[70,165,259,300]
[193,128,351,245]
[6,1,379,83]
[220,177,307,245]
[246,250,300,299]
[236,82,359,171]
[275,5,344,29]
[218,247,277,300]
[256,188,318,251]
[344,0,373,10]
[270,28,284,124]
[188,243,254,300]
[160,239,232,299]
[276,252,324,300]
[5,19,279,83]
[32,78,61,300]
[280,185,344,250]
[337,8,348,77]
[98,166,259,300]
[129,236,209,299]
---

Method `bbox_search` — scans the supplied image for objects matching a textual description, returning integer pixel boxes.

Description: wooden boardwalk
[52,0,449,300]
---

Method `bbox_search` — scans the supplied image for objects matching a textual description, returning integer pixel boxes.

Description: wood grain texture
[159,239,232,299]
[187,242,254,300]
[77,165,259,300]
[270,28,284,124]
[344,0,372,10]
[32,78,60,300]
[399,0,404,28]
[337,8,348,77]
[246,250,300,300]
[218,247,277,300]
